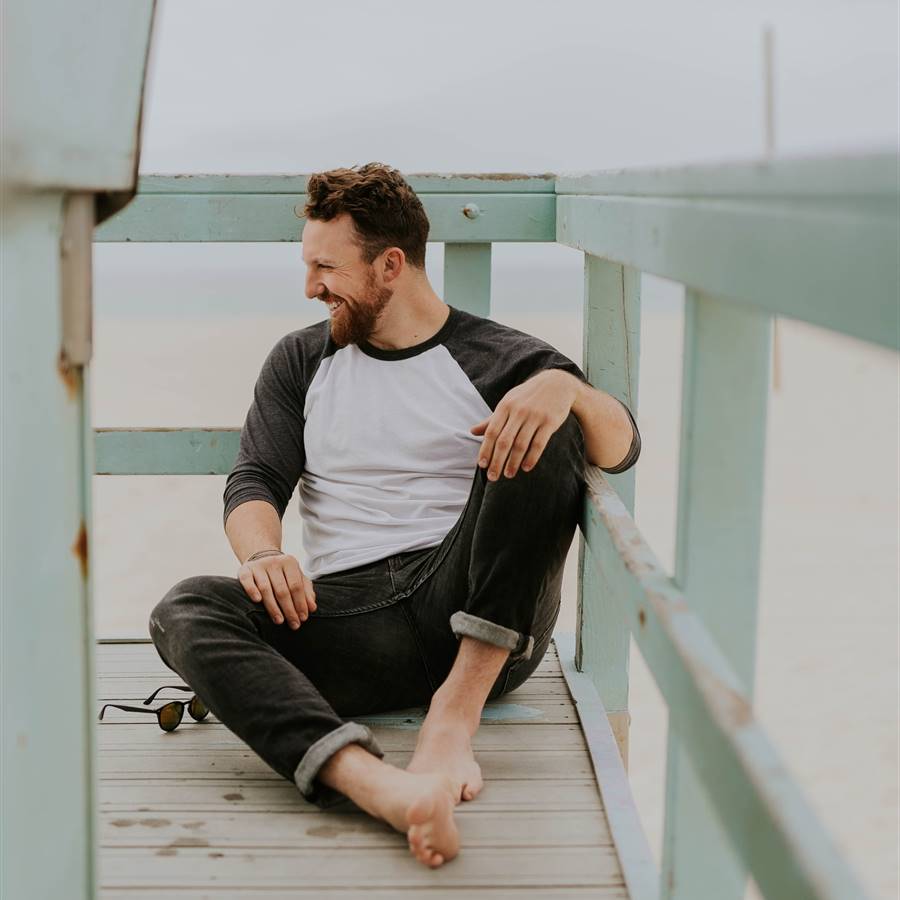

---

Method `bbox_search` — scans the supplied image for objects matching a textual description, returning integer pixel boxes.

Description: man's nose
[305,271,324,300]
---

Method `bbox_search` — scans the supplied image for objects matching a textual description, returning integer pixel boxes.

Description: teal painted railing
[1,6,156,900]
[91,157,898,900]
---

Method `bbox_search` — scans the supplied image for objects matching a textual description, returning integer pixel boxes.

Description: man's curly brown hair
[303,162,429,269]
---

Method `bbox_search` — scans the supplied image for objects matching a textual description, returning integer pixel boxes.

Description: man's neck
[365,286,450,351]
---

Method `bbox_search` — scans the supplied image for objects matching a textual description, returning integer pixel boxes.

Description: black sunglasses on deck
[98,684,210,732]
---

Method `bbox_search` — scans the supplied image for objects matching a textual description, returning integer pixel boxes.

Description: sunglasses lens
[189,696,209,721]
[159,702,184,732]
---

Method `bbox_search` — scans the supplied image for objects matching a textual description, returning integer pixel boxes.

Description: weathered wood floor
[96,639,629,898]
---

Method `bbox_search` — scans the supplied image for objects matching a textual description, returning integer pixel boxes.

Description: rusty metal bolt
[462,203,481,220]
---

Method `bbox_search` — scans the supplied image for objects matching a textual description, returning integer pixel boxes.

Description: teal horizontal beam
[136,173,556,195]
[555,152,898,201]
[94,193,555,243]
[557,193,899,351]
[95,428,239,475]
[580,466,869,900]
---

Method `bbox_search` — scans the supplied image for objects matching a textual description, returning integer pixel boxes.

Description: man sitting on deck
[148,162,641,869]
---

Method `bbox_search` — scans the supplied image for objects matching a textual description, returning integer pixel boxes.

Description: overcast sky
[139,0,898,175]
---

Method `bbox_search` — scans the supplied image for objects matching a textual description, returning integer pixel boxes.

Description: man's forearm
[569,377,636,471]
[224,500,283,565]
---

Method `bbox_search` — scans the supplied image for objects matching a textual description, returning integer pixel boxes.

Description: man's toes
[411,840,437,867]
[408,823,433,856]
[461,777,483,801]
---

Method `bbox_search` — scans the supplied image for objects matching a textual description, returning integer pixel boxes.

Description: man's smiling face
[302,213,393,347]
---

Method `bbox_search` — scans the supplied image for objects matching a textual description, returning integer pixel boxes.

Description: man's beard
[324,269,393,348]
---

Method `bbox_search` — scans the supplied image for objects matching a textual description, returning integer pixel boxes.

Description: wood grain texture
[576,255,641,765]
[580,465,870,900]
[95,193,555,243]
[661,290,771,899]
[96,640,627,896]
[135,173,557,195]
[557,192,898,351]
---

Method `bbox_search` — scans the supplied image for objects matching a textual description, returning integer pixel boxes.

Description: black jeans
[148,412,586,808]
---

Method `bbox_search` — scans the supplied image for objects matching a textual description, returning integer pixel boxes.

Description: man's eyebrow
[305,257,338,266]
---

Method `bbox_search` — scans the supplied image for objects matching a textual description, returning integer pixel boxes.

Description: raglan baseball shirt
[223,304,641,580]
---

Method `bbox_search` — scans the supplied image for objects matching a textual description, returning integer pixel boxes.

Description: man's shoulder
[446,306,569,358]
[450,309,550,347]
[276,318,333,356]
[261,319,336,392]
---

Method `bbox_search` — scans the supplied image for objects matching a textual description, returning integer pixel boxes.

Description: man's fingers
[486,417,524,481]
[268,567,304,629]
[240,555,314,628]
[252,569,283,624]
[503,420,541,478]
[238,570,262,602]
[285,570,310,625]
[518,423,554,474]
[280,558,315,619]
[477,409,508,477]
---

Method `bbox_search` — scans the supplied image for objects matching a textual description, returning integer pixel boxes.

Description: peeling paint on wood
[56,347,81,401]
[72,519,88,581]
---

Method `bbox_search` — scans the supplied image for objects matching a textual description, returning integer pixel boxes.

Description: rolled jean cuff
[293,721,384,808]
[449,610,534,661]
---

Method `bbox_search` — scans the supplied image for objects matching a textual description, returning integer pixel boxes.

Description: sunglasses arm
[142,685,192,704]
[98,704,161,720]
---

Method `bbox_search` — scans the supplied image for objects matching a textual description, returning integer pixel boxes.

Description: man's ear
[382,247,405,284]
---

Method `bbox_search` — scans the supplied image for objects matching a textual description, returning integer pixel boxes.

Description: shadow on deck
[95,638,636,898]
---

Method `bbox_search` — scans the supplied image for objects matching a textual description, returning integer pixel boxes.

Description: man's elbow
[223,481,287,530]
[598,418,641,475]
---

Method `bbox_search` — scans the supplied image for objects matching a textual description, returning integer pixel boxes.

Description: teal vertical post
[443,243,492,316]
[576,255,641,765]
[1,1,153,892]
[661,289,772,899]
[1,192,98,899]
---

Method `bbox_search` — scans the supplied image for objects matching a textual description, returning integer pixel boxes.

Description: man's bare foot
[373,768,461,868]
[407,721,484,803]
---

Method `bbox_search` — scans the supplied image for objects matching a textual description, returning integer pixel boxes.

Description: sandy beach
[89,258,898,897]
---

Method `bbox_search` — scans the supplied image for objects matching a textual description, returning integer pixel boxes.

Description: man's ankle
[318,743,399,814]
[422,696,481,737]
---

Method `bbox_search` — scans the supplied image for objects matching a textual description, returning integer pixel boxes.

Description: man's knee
[544,410,585,463]
[518,411,586,487]
[148,575,232,646]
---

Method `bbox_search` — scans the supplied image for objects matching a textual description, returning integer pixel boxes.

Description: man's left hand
[470,370,580,480]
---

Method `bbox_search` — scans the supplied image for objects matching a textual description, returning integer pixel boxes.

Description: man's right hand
[238,552,317,630]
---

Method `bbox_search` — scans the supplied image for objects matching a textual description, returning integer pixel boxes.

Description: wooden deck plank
[99,778,605,812]
[101,808,613,848]
[100,846,624,889]
[102,891,628,900]
[96,639,629,897]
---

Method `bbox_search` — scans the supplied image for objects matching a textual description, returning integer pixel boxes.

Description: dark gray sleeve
[527,352,590,386]
[222,336,306,527]
[599,397,642,474]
